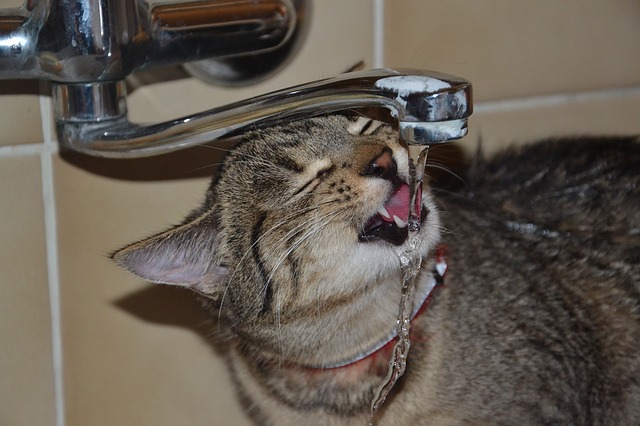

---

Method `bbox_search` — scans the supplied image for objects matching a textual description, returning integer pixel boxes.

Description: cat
[112,115,640,425]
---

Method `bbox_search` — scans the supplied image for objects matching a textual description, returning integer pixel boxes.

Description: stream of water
[368,144,429,424]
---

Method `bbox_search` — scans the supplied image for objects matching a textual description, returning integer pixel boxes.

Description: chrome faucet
[54,69,473,158]
[1,0,472,158]
[0,0,306,83]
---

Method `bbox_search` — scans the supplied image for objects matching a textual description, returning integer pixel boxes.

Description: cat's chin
[276,229,442,368]
[320,264,439,368]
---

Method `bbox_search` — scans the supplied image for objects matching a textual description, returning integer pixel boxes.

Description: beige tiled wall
[1,1,639,425]
[0,96,42,145]
[0,155,55,426]
[385,0,640,153]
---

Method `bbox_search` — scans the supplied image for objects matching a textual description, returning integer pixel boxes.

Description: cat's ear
[111,209,226,298]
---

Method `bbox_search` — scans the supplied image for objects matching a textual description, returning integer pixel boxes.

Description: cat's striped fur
[113,115,640,425]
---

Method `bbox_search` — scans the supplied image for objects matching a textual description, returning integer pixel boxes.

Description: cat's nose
[363,148,397,180]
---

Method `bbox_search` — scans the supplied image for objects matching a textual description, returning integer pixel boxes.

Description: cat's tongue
[360,183,422,246]
[378,183,420,227]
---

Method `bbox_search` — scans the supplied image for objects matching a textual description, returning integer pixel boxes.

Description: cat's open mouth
[358,183,425,246]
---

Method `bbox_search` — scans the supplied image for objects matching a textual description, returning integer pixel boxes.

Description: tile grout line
[39,95,65,426]
[372,0,384,68]
[0,143,44,157]
[475,85,640,113]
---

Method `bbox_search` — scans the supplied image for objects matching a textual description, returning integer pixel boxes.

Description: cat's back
[410,137,640,425]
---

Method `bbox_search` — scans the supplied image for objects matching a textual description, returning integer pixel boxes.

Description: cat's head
[112,115,441,367]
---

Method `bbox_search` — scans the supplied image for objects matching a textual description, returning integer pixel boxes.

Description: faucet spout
[55,68,472,158]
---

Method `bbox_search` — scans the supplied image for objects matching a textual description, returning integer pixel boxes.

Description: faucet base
[53,82,127,123]
[184,0,311,86]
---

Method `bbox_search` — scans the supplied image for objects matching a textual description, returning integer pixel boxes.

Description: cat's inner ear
[111,209,225,298]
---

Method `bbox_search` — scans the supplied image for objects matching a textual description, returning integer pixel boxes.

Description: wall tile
[55,154,252,426]
[0,95,43,146]
[385,0,640,102]
[457,90,640,154]
[0,156,55,426]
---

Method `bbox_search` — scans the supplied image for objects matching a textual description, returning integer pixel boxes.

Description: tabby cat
[113,115,640,425]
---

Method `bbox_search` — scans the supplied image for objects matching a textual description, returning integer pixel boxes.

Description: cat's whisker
[197,143,285,169]
[187,158,279,174]
[198,142,281,166]
[229,160,281,175]
[219,201,344,331]
[182,162,227,174]
[261,209,342,305]
[276,297,284,368]
[258,223,317,314]
[262,210,342,367]
[261,210,341,290]
[182,156,282,179]
[425,160,465,183]
[219,203,334,315]
[197,144,235,153]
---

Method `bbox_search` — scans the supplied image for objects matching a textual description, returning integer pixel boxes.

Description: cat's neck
[315,248,447,370]
[235,248,447,380]
[246,252,446,374]
[229,255,447,417]
[305,265,444,373]
[229,267,444,425]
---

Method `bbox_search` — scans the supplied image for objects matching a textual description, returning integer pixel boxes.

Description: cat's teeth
[393,215,407,228]
[378,206,391,219]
